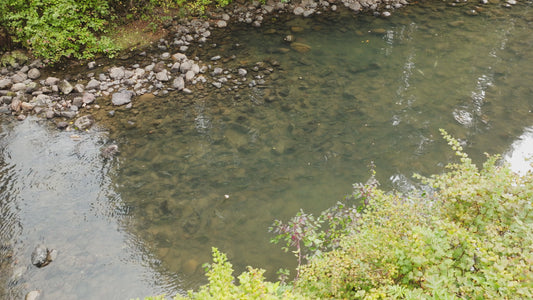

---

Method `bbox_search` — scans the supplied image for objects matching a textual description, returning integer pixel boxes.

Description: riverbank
[2,0,518,132]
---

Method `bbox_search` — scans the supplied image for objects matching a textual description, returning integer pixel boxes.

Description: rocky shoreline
[0,0,520,132]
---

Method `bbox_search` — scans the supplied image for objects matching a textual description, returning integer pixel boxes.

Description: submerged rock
[290,42,312,53]
[31,244,56,268]
[101,144,119,158]
[74,115,94,130]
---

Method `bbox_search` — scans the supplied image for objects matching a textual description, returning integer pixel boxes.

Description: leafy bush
[0,0,119,62]
[292,129,532,299]
[173,247,300,300]
[148,130,532,299]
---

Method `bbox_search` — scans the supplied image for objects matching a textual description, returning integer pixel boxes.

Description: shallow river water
[1,1,532,299]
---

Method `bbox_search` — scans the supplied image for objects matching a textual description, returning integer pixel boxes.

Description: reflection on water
[0,2,532,298]
[505,126,533,175]
[0,117,166,299]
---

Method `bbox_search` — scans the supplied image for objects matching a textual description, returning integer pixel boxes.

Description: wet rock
[58,80,73,94]
[25,290,41,300]
[20,102,34,111]
[109,67,125,80]
[25,82,38,93]
[27,68,41,79]
[82,92,96,104]
[172,53,187,61]
[31,244,55,268]
[12,72,27,83]
[100,144,119,158]
[74,115,94,130]
[153,62,166,73]
[185,70,195,81]
[0,78,12,89]
[60,110,77,118]
[291,42,312,53]
[170,62,181,73]
[72,97,83,108]
[156,70,170,82]
[74,83,84,93]
[31,94,52,107]
[10,99,21,112]
[216,20,227,28]
[172,77,185,91]
[449,20,465,27]
[294,6,305,15]
[382,11,391,17]
[45,77,60,86]
[180,61,193,73]
[11,83,26,92]
[0,95,12,104]
[111,90,134,106]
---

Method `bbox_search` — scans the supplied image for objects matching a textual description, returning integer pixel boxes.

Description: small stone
[11,83,26,92]
[25,290,41,300]
[109,67,125,80]
[82,92,96,104]
[58,80,73,94]
[101,144,119,158]
[216,20,227,28]
[238,68,247,77]
[45,77,60,86]
[156,70,170,82]
[0,78,12,89]
[172,53,187,61]
[17,114,26,121]
[211,55,221,61]
[31,244,48,267]
[172,77,185,91]
[27,68,41,79]
[87,61,96,69]
[382,11,391,17]
[111,90,134,106]
[291,42,312,53]
[57,121,69,129]
[185,70,195,81]
[74,83,84,93]
[74,115,94,130]
[161,52,171,59]
[11,72,27,83]
[180,61,193,73]
[212,82,222,88]
[294,7,305,15]
[20,102,34,111]
[170,62,181,73]
[60,110,77,119]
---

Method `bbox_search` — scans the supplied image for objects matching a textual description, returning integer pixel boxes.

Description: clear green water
[1,2,532,298]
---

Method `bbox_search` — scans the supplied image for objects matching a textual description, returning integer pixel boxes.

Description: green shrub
[292,129,532,299]
[173,247,301,300]
[0,0,118,62]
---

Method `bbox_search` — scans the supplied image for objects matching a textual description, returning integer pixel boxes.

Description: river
[1,1,532,299]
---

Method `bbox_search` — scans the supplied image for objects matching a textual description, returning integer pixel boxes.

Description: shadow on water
[0,1,532,298]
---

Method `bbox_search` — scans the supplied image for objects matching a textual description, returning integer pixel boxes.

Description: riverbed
[1,1,532,299]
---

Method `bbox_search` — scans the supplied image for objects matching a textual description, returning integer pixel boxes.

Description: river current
[1,1,532,299]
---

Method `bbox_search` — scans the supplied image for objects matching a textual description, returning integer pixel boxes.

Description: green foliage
[0,0,119,62]
[174,247,301,300]
[293,129,533,299]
